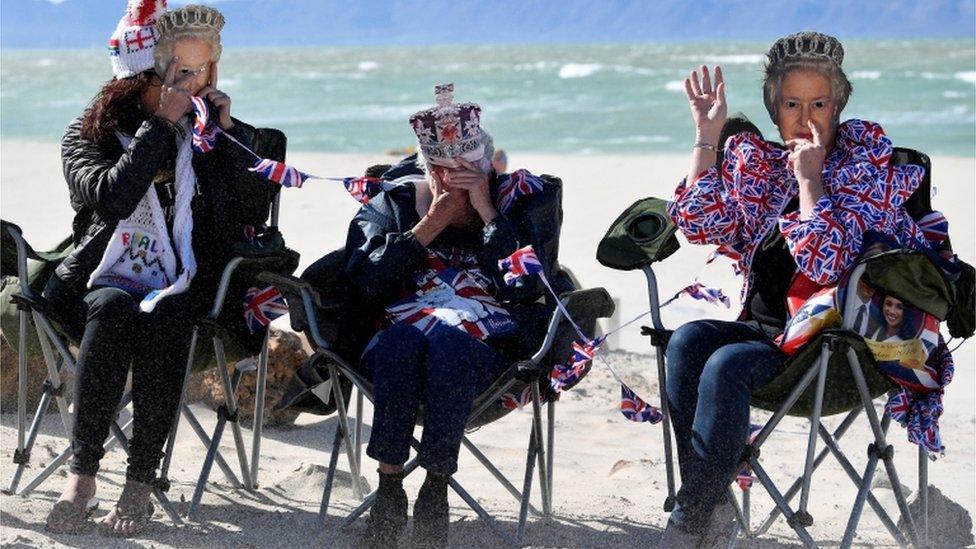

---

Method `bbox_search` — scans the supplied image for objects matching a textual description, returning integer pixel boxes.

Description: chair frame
[641,256,933,549]
[261,271,611,546]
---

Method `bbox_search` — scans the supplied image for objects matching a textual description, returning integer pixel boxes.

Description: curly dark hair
[79,71,154,142]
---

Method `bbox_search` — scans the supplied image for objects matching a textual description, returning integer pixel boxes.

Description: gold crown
[155,4,225,36]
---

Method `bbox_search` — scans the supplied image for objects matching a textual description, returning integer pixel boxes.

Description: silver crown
[767,31,844,68]
[155,4,225,36]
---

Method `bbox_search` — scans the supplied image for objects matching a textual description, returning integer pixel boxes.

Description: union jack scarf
[916,211,949,247]
[243,285,289,334]
[190,97,319,188]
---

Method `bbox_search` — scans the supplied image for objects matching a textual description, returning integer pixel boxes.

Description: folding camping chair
[1,125,296,526]
[1,220,183,524]
[260,268,613,545]
[596,147,965,548]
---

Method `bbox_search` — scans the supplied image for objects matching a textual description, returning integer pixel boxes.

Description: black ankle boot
[412,472,450,548]
[364,470,408,547]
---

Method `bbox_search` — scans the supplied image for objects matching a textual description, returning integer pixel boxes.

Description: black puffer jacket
[342,155,568,361]
[48,113,276,305]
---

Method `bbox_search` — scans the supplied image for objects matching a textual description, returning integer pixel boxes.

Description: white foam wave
[955,71,976,84]
[605,135,672,144]
[851,71,881,80]
[558,63,601,79]
[944,91,966,99]
[358,61,379,71]
[698,54,764,65]
[665,80,685,93]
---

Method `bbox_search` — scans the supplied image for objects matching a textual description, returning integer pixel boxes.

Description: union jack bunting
[620,384,663,423]
[342,176,381,205]
[549,339,600,392]
[736,424,764,490]
[917,211,949,247]
[499,386,534,410]
[243,285,289,334]
[190,96,219,153]
[664,282,731,309]
[496,169,545,214]
[498,245,544,286]
[249,159,312,188]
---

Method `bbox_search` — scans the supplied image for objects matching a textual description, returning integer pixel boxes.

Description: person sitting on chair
[43,3,274,536]
[662,31,953,546]
[341,83,563,547]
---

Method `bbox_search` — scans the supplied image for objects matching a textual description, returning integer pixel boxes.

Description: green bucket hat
[596,197,680,271]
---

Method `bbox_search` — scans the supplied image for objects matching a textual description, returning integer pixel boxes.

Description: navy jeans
[665,319,785,532]
[360,323,509,475]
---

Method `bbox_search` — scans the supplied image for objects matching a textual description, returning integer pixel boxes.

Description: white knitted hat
[109,0,167,79]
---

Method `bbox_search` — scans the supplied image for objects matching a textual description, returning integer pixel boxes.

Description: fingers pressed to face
[209,62,218,87]
[164,56,180,85]
[808,120,823,146]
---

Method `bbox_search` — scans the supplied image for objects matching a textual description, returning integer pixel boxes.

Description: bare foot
[46,473,97,533]
[99,479,154,537]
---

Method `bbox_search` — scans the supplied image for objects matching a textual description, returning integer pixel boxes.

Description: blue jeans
[360,324,509,475]
[665,319,785,531]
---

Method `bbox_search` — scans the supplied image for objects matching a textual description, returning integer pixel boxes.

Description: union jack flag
[664,282,731,309]
[736,423,764,490]
[243,285,289,334]
[496,169,544,214]
[500,386,533,410]
[385,268,516,341]
[342,176,381,205]
[249,159,312,188]
[498,245,544,286]
[917,211,949,247]
[549,338,604,392]
[190,96,219,153]
[620,384,663,423]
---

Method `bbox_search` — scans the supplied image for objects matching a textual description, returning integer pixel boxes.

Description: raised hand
[155,56,198,124]
[787,120,827,218]
[684,65,727,146]
[197,63,234,130]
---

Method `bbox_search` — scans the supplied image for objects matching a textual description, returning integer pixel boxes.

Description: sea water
[2,40,973,156]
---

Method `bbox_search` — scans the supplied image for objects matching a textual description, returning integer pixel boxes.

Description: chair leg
[546,401,555,513]
[529,384,551,517]
[750,460,818,548]
[250,328,271,488]
[354,390,364,476]
[447,475,521,547]
[652,340,677,512]
[319,426,344,521]
[795,341,831,527]
[32,311,72,434]
[843,346,920,548]
[180,404,242,488]
[461,436,541,515]
[919,446,929,545]
[15,308,28,468]
[517,425,538,541]
[328,364,363,500]
[213,337,254,491]
[338,458,422,530]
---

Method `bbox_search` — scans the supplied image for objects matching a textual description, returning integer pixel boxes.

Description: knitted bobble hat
[109,0,167,79]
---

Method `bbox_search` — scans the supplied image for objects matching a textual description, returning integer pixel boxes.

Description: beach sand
[1,140,974,547]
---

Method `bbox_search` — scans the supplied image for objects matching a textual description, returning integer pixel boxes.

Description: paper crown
[109,0,167,79]
[767,31,844,69]
[409,84,484,164]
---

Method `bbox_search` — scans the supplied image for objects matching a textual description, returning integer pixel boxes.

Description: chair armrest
[529,287,616,364]
[257,271,341,349]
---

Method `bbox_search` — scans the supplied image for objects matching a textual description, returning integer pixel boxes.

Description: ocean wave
[851,70,881,80]
[558,63,601,79]
[694,54,764,65]
[605,135,672,144]
[358,61,379,71]
[944,91,967,99]
[665,80,685,93]
[955,71,976,84]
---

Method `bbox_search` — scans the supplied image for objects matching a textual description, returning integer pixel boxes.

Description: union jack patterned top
[668,119,933,304]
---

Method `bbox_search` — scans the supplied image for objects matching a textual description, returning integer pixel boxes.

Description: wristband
[693,142,718,151]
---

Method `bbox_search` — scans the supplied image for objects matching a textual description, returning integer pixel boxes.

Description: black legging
[54,286,203,484]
